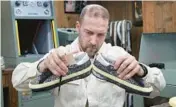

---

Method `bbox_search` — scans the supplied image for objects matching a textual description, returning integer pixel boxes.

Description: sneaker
[29,52,92,92]
[92,53,153,96]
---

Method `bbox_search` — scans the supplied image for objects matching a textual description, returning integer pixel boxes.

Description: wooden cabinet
[2,68,18,107]
[142,1,176,33]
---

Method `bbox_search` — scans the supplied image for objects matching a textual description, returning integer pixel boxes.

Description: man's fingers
[60,55,68,66]
[44,48,80,77]
[54,57,68,75]
[45,51,68,76]
[57,48,78,66]
[48,58,66,76]
[49,67,61,76]
[124,65,140,80]
[114,55,128,69]
[119,60,138,79]
[45,58,60,76]
[117,55,135,74]
[118,59,137,79]
[51,51,68,72]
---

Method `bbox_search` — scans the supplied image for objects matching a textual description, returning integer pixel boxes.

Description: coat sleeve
[142,64,166,91]
[11,52,49,91]
[11,45,73,92]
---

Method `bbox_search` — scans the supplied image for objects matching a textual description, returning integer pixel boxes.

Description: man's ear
[76,21,80,32]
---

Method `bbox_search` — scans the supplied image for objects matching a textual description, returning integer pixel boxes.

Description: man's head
[76,4,109,58]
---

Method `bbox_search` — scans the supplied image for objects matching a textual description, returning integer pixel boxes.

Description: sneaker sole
[92,64,153,96]
[29,65,92,92]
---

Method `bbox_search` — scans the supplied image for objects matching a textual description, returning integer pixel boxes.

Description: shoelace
[58,76,62,92]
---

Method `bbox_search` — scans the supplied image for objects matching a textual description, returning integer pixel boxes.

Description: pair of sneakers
[29,52,153,96]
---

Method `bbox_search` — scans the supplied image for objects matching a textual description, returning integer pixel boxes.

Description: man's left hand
[114,54,144,80]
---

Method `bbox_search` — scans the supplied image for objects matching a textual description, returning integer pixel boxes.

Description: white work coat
[12,38,166,107]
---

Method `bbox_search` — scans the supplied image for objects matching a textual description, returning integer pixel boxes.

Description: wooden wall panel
[173,2,176,31]
[163,2,173,32]
[99,1,133,20]
[142,1,155,33]
[143,1,176,33]
[54,1,100,28]
[131,27,143,60]
[155,2,164,32]
[54,1,79,28]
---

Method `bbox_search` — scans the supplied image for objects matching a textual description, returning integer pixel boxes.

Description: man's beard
[78,38,99,58]
[80,43,98,58]
[86,46,98,58]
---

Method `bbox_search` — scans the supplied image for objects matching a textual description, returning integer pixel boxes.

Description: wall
[99,1,133,20]
[54,1,99,28]
[143,1,176,33]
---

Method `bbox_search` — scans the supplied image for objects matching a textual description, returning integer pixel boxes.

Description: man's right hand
[38,48,69,76]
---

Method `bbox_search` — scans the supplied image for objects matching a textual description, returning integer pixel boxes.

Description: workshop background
[1,1,176,107]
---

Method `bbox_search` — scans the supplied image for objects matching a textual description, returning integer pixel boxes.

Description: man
[12,4,166,107]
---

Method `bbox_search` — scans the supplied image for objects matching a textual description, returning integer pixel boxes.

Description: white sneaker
[92,53,153,96]
[29,52,92,92]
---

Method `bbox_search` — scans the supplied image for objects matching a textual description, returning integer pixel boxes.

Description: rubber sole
[92,64,153,96]
[29,65,92,92]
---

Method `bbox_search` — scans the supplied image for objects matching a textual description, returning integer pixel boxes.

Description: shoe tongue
[101,48,126,64]
[102,54,116,64]
[74,52,88,65]
[68,52,87,65]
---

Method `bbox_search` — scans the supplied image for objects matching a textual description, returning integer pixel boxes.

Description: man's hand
[114,54,144,80]
[38,49,69,76]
